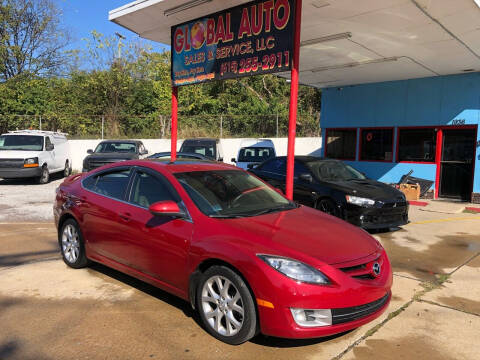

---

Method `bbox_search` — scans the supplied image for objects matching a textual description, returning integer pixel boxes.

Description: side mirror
[46,144,54,151]
[299,173,313,183]
[218,157,224,162]
[87,149,93,154]
[149,201,184,218]
[231,158,236,163]
[247,163,256,170]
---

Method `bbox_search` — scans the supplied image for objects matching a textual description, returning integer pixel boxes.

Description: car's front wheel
[37,165,49,184]
[59,219,89,269]
[316,198,338,217]
[196,266,257,345]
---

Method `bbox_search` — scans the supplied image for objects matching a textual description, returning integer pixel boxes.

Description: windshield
[175,170,294,218]
[307,161,366,181]
[0,135,43,151]
[238,147,274,162]
[181,145,216,159]
[95,142,137,153]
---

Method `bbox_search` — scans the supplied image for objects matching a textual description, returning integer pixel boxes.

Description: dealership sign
[171,0,295,86]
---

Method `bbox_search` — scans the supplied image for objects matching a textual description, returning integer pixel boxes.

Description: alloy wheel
[62,224,80,263]
[201,275,245,336]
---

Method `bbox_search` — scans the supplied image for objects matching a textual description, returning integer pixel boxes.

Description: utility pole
[115,32,126,60]
[220,115,223,138]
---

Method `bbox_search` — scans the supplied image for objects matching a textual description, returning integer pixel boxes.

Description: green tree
[0,0,70,81]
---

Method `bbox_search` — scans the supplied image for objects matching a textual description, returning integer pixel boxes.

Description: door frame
[434,125,478,200]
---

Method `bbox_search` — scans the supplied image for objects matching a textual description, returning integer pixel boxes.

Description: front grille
[339,256,382,280]
[0,158,24,168]
[332,293,390,325]
[381,201,407,208]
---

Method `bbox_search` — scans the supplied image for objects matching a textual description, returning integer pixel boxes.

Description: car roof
[239,138,274,148]
[99,140,141,144]
[181,138,218,143]
[269,155,327,162]
[116,159,239,173]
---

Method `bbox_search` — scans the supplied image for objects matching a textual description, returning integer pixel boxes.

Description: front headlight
[24,157,39,167]
[346,195,375,207]
[258,255,330,285]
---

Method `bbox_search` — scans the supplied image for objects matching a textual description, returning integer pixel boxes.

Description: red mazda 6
[54,159,392,345]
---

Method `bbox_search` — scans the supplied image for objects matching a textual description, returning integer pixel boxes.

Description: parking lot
[0,181,479,360]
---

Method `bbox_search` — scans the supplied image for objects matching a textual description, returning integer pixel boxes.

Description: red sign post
[170,0,302,199]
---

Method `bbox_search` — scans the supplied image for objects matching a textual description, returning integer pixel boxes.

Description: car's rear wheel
[316,198,337,216]
[197,266,257,345]
[37,165,49,184]
[59,219,89,269]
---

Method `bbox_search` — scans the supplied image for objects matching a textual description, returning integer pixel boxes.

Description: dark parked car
[54,159,392,344]
[250,156,408,229]
[180,138,223,161]
[82,140,148,172]
[147,151,209,161]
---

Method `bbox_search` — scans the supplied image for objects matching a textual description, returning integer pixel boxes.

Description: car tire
[316,198,338,217]
[37,165,49,184]
[59,219,90,269]
[63,161,71,177]
[196,265,257,345]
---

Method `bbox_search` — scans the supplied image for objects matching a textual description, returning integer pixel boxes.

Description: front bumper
[344,203,409,229]
[0,167,42,179]
[251,250,393,339]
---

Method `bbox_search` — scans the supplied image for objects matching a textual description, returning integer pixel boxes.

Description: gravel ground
[0,175,64,222]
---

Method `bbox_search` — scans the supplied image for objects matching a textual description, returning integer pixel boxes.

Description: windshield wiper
[209,214,246,219]
[248,203,298,217]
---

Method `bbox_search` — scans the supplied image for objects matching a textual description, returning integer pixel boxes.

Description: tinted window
[84,169,130,200]
[360,129,393,161]
[175,170,292,217]
[0,135,43,151]
[238,147,275,162]
[181,144,216,159]
[95,142,137,153]
[130,171,175,208]
[259,158,286,175]
[326,129,356,160]
[307,160,366,181]
[398,128,436,162]
[294,161,310,177]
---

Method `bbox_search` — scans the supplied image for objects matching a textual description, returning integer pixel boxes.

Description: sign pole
[171,86,178,161]
[286,0,302,200]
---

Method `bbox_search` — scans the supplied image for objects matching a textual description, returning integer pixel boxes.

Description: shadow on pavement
[89,262,198,320]
[251,330,352,347]
[0,250,59,267]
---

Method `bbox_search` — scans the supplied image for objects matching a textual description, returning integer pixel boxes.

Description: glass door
[439,129,476,200]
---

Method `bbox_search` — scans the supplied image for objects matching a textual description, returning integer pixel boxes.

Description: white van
[232,139,276,170]
[0,130,72,184]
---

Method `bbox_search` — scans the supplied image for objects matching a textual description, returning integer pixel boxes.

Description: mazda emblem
[372,262,381,276]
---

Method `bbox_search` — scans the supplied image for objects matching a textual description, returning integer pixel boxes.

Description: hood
[85,152,138,161]
[322,179,404,202]
[0,150,41,159]
[221,205,380,265]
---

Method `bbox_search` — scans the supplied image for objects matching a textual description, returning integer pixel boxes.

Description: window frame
[325,128,357,161]
[396,126,438,164]
[359,127,394,162]
[126,166,181,209]
[81,166,134,202]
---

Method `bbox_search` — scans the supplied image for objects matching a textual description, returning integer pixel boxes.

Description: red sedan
[54,159,392,345]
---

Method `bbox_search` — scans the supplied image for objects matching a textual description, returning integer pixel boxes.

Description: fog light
[290,308,332,327]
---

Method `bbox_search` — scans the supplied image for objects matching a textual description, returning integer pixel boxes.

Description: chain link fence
[0,113,320,139]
